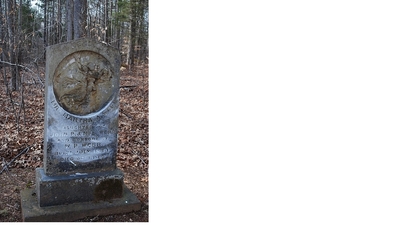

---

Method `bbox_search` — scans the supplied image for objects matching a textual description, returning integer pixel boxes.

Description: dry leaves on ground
[0,64,148,222]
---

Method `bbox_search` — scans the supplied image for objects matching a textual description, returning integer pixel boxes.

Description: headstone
[20,38,141,222]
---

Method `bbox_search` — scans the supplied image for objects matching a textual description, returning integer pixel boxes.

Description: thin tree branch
[0,60,44,87]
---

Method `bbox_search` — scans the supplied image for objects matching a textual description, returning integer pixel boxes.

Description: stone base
[20,184,141,222]
[35,168,125,207]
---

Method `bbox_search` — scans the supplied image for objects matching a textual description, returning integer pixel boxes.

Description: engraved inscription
[62,113,93,123]
[53,51,116,115]
[49,115,115,165]
[51,99,60,111]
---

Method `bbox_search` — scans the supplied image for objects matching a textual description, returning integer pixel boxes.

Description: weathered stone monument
[20,38,141,221]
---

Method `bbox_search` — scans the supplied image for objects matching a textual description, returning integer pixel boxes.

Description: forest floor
[0,64,149,222]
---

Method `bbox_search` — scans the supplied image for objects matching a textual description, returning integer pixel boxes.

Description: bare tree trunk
[44,0,48,48]
[0,0,3,44]
[81,0,87,38]
[73,0,81,39]
[128,0,137,66]
[110,0,113,44]
[51,0,55,45]
[104,0,108,42]
[95,0,100,39]
[67,0,73,41]
[126,27,131,66]
[15,0,22,89]
[57,0,62,43]
[113,0,118,48]
[6,0,19,91]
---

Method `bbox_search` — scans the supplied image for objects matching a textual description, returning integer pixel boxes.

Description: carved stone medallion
[53,50,116,115]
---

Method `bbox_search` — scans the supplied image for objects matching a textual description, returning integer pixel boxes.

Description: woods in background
[0,0,148,91]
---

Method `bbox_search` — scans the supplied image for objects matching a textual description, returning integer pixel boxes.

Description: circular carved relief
[53,51,115,115]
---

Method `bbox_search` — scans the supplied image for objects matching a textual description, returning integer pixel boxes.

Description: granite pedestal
[21,183,140,222]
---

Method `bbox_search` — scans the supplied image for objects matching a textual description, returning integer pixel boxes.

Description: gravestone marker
[20,38,141,221]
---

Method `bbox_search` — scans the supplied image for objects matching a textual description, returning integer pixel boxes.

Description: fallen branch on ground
[90,214,99,222]
[0,146,31,175]
[120,85,136,89]
[132,150,147,165]
[121,109,133,119]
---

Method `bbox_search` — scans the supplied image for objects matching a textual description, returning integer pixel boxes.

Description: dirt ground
[0,64,148,222]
